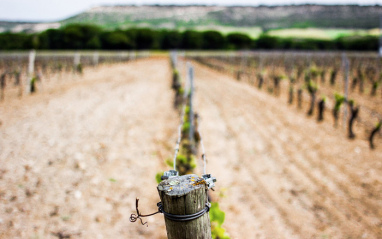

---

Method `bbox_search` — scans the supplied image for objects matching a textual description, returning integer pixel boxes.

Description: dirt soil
[1,57,381,239]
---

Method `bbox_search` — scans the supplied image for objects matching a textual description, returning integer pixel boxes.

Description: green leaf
[182,122,190,133]
[211,223,231,239]
[165,158,174,167]
[177,154,188,164]
[209,202,225,226]
[211,226,226,238]
[155,172,163,184]
[185,106,190,114]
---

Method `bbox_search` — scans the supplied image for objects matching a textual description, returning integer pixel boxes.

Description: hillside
[0,21,60,33]
[62,5,382,30]
[1,5,381,35]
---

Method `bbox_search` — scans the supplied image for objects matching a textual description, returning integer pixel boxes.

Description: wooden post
[297,88,303,109]
[0,73,6,101]
[342,53,349,130]
[379,15,382,57]
[130,51,136,61]
[28,50,36,77]
[188,64,194,148]
[93,51,99,66]
[28,50,36,94]
[74,52,81,73]
[157,174,211,239]
[171,51,177,68]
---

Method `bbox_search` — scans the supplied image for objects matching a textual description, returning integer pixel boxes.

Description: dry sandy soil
[0,56,381,239]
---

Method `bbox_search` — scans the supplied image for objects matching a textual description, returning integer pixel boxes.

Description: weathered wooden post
[317,97,325,122]
[297,88,303,109]
[93,51,99,66]
[369,120,382,149]
[0,72,6,101]
[74,52,82,74]
[157,174,212,239]
[379,15,382,57]
[288,85,294,104]
[130,51,136,61]
[171,51,178,69]
[188,64,194,151]
[28,50,36,94]
[342,53,349,130]
[348,100,359,139]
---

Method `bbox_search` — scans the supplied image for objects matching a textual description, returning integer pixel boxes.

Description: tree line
[0,24,378,51]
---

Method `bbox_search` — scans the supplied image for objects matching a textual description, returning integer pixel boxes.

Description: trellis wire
[187,63,208,175]
[172,60,210,176]
[342,53,350,130]
[173,104,187,171]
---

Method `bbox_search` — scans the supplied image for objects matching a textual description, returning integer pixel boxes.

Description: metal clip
[202,174,217,189]
[205,202,211,211]
[161,170,179,180]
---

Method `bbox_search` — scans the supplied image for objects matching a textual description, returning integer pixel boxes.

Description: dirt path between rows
[0,58,175,238]
[1,56,381,239]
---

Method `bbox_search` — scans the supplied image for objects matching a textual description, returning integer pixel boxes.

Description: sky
[0,0,381,22]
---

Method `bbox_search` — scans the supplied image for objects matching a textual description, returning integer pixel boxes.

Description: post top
[157,174,206,197]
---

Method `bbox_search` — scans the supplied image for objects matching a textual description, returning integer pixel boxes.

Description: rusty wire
[129,198,161,227]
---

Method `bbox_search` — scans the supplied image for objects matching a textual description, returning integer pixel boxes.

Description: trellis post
[157,174,212,239]
[188,64,194,149]
[93,51,99,66]
[28,50,36,93]
[342,53,349,130]
[74,52,81,73]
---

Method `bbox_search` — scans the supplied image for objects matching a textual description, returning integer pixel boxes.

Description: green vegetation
[155,172,163,184]
[267,28,379,40]
[30,76,37,93]
[189,26,262,39]
[369,120,382,149]
[306,80,318,116]
[210,202,230,239]
[333,93,346,127]
[0,23,379,51]
[334,93,346,112]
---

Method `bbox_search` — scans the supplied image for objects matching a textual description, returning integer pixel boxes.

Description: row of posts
[21,50,141,94]
[157,52,212,238]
